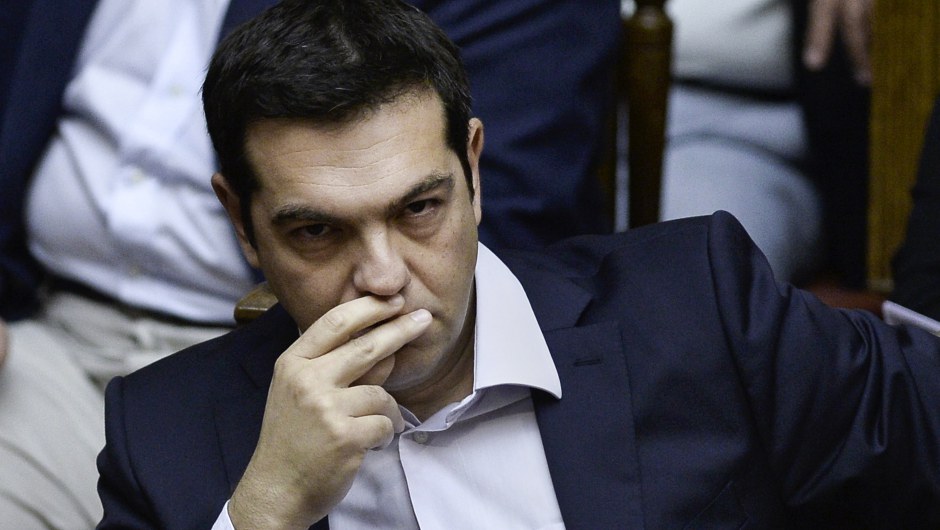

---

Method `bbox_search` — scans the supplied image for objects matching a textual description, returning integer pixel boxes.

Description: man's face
[220,91,483,395]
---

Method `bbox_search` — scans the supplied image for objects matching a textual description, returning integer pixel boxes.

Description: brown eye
[407,200,430,214]
[291,223,333,241]
[406,199,440,216]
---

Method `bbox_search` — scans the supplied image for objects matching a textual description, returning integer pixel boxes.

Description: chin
[381,346,442,394]
[381,363,429,393]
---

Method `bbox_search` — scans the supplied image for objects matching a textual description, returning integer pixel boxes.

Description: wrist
[229,470,324,530]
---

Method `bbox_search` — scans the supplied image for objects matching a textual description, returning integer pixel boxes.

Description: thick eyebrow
[385,172,455,217]
[270,204,339,227]
[269,173,456,227]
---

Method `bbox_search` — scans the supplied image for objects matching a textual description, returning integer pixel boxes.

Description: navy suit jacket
[97,212,940,529]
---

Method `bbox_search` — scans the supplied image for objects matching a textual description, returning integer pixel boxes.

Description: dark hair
[203,0,473,243]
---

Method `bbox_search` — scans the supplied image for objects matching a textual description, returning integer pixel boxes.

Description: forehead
[244,92,452,194]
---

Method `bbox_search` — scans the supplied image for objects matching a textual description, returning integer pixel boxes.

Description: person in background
[0,4,259,527]
[99,1,940,527]
[796,0,872,289]
[653,0,870,285]
[0,1,617,527]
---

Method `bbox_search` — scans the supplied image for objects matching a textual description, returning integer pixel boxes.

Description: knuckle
[335,419,368,445]
[320,309,347,334]
[363,384,391,405]
[272,357,304,390]
[363,416,394,450]
[272,355,290,376]
[289,377,319,406]
[282,372,332,413]
[349,334,378,357]
[376,416,394,436]
[323,415,353,445]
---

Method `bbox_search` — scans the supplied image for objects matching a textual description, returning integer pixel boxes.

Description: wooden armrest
[234,282,278,325]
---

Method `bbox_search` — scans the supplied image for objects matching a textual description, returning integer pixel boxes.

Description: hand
[228,294,432,529]
[803,0,873,85]
[0,318,7,369]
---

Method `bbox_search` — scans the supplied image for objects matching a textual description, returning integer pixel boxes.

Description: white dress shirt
[214,243,566,529]
[25,0,254,324]
[669,0,793,90]
[623,0,793,90]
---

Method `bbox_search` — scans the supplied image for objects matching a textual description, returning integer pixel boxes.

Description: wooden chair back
[623,0,672,227]
[868,1,940,292]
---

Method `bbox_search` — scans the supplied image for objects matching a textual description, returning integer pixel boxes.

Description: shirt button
[129,167,146,183]
[412,431,429,444]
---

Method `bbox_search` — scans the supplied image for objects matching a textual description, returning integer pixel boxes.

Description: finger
[803,0,839,71]
[842,0,872,85]
[287,294,405,361]
[353,353,395,387]
[341,384,405,434]
[326,309,431,387]
[350,415,399,451]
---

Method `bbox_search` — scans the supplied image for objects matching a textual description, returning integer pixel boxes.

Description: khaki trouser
[0,293,230,529]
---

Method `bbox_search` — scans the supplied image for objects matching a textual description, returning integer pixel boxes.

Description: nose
[352,229,411,297]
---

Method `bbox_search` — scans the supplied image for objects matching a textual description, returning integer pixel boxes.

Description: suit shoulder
[501,212,749,278]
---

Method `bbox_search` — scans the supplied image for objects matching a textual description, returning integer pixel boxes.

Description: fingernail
[388,294,404,306]
[803,50,823,70]
[410,309,431,323]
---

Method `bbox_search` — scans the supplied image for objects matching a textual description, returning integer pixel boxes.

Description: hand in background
[803,0,873,85]
[228,295,431,529]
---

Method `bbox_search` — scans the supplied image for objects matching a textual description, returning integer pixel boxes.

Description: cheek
[255,244,350,330]
[423,226,477,310]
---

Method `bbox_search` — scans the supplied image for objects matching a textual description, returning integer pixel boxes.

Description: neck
[394,340,474,422]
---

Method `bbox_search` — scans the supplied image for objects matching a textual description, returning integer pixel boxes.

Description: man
[98,0,940,528]
[0,0,616,526]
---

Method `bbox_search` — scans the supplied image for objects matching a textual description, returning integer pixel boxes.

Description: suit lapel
[211,304,331,530]
[514,263,646,528]
[536,323,646,529]
[213,305,294,493]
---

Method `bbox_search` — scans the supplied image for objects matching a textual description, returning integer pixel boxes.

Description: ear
[466,118,484,226]
[211,173,261,269]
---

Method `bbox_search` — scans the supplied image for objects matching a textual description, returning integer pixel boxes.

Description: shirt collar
[472,243,562,399]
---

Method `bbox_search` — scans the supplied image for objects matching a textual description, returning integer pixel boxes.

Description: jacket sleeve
[707,210,940,527]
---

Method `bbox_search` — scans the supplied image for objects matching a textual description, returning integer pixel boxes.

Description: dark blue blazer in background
[97,212,940,529]
[0,0,620,319]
